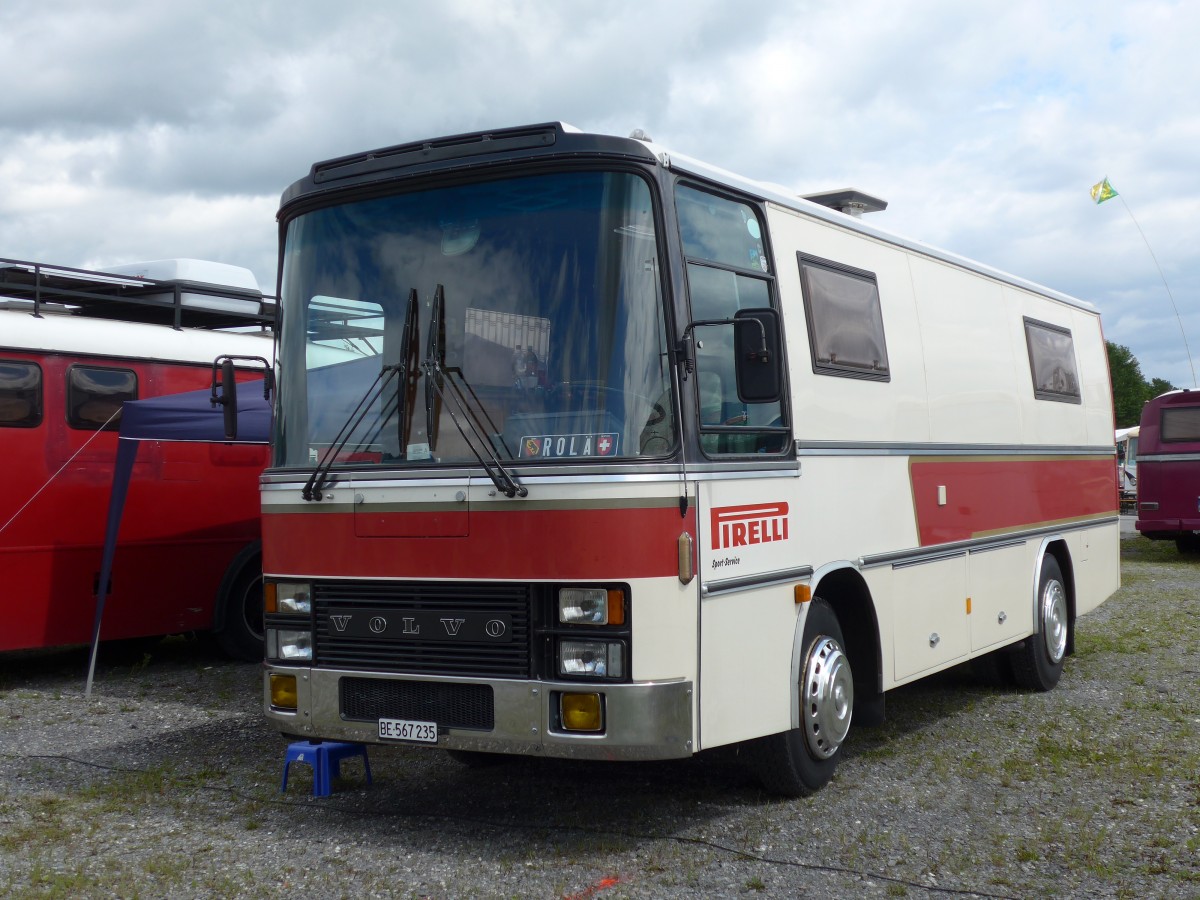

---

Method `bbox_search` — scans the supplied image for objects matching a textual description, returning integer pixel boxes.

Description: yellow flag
[1091,177,1118,204]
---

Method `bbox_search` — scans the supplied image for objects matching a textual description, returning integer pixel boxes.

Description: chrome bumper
[263,665,694,761]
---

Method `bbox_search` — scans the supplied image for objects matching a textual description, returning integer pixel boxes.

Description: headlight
[559,639,624,678]
[558,588,624,625]
[272,581,312,615]
[267,628,313,661]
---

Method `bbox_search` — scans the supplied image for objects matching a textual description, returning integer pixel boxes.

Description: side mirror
[219,358,238,440]
[733,308,782,403]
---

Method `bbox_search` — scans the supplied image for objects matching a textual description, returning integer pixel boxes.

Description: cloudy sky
[3,0,1198,387]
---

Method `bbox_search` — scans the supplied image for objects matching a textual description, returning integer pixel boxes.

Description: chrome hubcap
[1041,578,1068,664]
[802,636,854,760]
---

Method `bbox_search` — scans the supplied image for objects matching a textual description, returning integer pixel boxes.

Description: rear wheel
[1011,555,1068,691]
[747,598,854,797]
[1175,534,1200,554]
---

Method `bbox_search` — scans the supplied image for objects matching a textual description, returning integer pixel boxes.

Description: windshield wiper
[421,284,527,499]
[395,288,419,459]
[424,284,444,452]
[302,360,400,502]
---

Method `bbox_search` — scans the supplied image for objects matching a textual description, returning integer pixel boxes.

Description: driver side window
[676,185,785,455]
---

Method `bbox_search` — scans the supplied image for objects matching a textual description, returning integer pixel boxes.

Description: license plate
[378,718,438,744]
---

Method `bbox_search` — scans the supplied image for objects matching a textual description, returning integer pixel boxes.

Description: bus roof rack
[0,256,276,330]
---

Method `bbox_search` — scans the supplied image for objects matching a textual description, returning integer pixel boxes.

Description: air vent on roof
[802,189,888,217]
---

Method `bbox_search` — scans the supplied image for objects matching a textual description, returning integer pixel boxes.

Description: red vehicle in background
[1135,389,1200,554]
[0,256,274,658]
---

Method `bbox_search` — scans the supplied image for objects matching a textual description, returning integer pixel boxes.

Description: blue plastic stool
[281,741,372,797]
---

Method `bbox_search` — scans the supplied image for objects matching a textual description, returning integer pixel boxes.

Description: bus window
[67,365,137,431]
[799,254,889,381]
[0,360,42,428]
[676,184,785,455]
[1023,317,1080,403]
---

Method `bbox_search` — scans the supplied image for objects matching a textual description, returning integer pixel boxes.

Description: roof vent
[802,189,888,217]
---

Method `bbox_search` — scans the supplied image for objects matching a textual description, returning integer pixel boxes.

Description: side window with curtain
[67,365,137,431]
[0,360,42,428]
[676,184,787,455]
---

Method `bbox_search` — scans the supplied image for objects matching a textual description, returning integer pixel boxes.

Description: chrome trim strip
[859,517,1119,570]
[261,465,799,490]
[1137,453,1200,463]
[794,441,1114,458]
[889,549,966,569]
[264,667,695,762]
[702,565,814,597]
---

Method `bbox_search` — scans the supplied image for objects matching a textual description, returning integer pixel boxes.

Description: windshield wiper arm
[302,361,400,501]
[422,356,527,498]
[420,283,526,499]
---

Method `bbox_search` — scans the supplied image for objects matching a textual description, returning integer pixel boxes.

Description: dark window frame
[66,364,138,431]
[1023,317,1081,404]
[797,253,890,382]
[0,359,43,428]
[674,181,790,457]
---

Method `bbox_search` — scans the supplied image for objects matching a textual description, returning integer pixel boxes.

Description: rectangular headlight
[275,581,312,615]
[559,588,608,624]
[558,588,625,625]
[272,628,312,661]
[559,639,624,678]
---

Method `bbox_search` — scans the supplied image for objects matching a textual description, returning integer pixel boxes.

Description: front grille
[314,580,532,678]
[341,677,494,730]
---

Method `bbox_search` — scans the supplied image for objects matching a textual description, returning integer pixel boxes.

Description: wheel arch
[790,562,883,729]
[213,539,263,633]
[1035,537,1077,656]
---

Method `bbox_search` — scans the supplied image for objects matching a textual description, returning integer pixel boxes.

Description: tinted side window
[0,360,42,428]
[799,254,889,381]
[67,366,137,430]
[1161,406,1200,442]
[1023,318,1080,403]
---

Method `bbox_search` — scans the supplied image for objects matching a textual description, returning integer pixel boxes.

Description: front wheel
[213,555,265,662]
[1011,554,1069,691]
[746,598,854,797]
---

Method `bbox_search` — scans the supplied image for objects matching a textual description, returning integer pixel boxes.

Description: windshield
[275,170,674,469]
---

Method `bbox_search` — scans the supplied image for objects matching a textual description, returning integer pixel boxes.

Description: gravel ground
[1,533,1197,899]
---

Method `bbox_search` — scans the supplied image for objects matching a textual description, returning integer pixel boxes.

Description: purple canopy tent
[85,381,271,696]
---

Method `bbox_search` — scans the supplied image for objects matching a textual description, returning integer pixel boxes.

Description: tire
[1175,534,1200,554]
[746,598,854,797]
[213,556,265,662]
[1011,555,1069,691]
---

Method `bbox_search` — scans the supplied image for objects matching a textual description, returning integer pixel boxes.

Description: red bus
[0,257,274,658]
[1135,389,1200,553]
